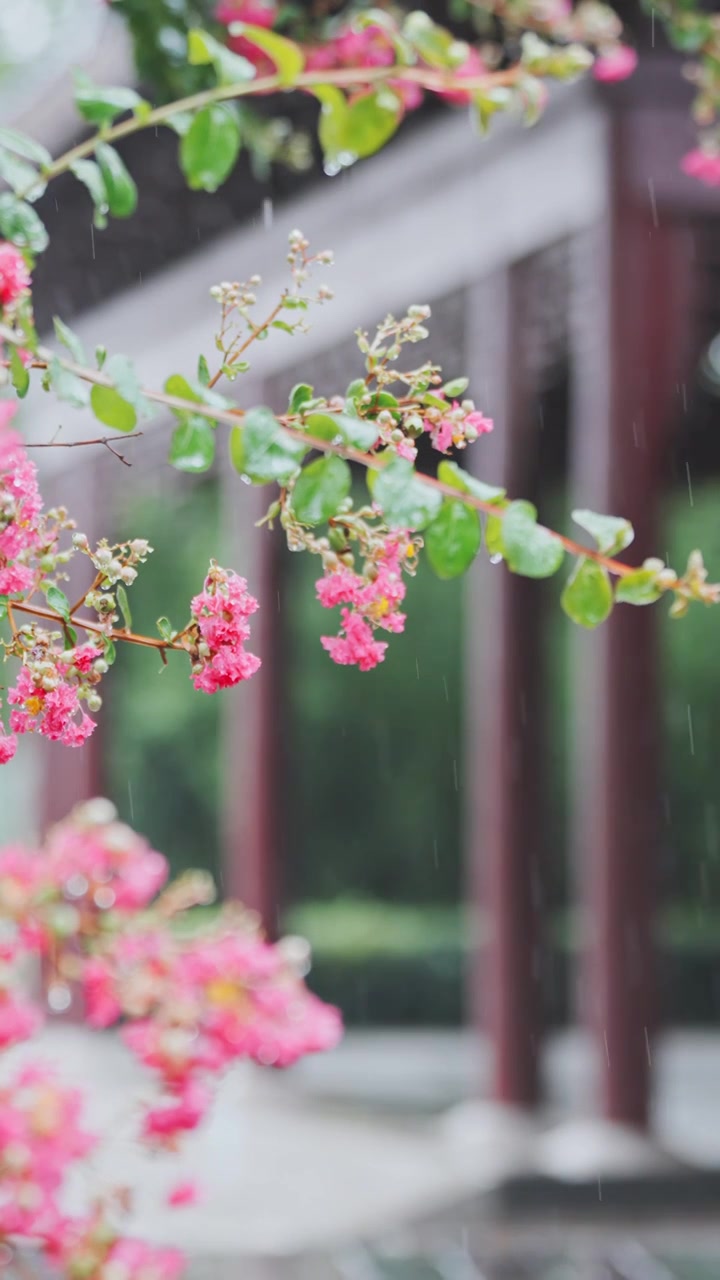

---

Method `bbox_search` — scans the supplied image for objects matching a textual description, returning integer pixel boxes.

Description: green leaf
[0,193,48,252]
[229,406,306,484]
[561,557,613,628]
[474,87,513,135]
[53,316,85,364]
[442,377,469,398]
[374,456,443,530]
[425,499,482,579]
[314,85,403,168]
[116,583,132,630]
[180,105,241,192]
[169,415,216,473]
[164,372,228,410]
[95,345,107,370]
[501,500,565,579]
[156,617,174,643]
[227,23,305,85]
[402,10,468,67]
[49,357,90,409]
[69,160,109,229]
[291,455,351,525]
[313,85,349,170]
[485,512,506,558]
[9,348,29,398]
[187,29,256,85]
[43,583,71,620]
[90,384,136,432]
[95,143,138,219]
[289,382,314,413]
[197,355,210,386]
[306,411,378,451]
[74,74,147,129]
[105,354,147,414]
[0,127,51,168]
[437,459,505,504]
[615,567,662,606]
[346,87,403,159]
[572,508,634,557]
[0,149,45,201]
[103,635,116,665]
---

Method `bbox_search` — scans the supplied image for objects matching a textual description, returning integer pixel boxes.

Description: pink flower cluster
[215,1,483,110]
[0,1066,95,1244]
[681,147,720,187]
[0,402,42,597]
[592,45,638,82]
[189,562,261,693]
[317,531,411,671]
[0,793,340,1167]
[0,242,30,311]
[86,924,341,1144]
[425,401,494,454]
[7,644,103,749]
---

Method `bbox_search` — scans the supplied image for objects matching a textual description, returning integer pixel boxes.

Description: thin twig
[25,433,143,467]
[11,601,188,652]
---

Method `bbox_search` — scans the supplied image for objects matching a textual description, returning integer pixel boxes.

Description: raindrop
[685,461,694,507]
[90,222,95,261]
[94,887,116,910]
[323,161,343,177]
[687,704,695,756]
[47,983,72,1013]
[489,553,502,565]
[262,197,273,228]
[64,874,89,899]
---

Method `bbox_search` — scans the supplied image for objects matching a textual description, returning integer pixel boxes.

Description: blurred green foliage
[107,478,222,883]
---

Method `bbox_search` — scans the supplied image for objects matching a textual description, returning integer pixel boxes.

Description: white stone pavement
[6,1027,720,1259]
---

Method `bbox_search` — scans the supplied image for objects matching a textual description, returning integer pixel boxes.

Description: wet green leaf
[374,456,442,530]
[95,143,138,218]
[425,499,482,578]
[561,557,613,628]
[291,454,352,525]
[180,105,242,192]
[501,500,565,578]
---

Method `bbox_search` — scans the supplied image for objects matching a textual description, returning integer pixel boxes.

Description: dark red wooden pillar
[465,269,545,1108]
[219,467,283,936]
[568,124,694,1128]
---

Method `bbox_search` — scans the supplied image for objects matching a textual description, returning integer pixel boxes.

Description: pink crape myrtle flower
[216,0,276,25]
[438,46,486,105]
[0,726,17,763]
[681,148,720,187]
[425,401,493,454]
[104,1239,185,1280]
[7,665,97,748]
[317,531,413,671]
[190,563,261,693]
[45,803,169,912]
[167,1179,200,1208]
[0,241,30,309]
[0,988,42,1048]
[593,45,638,82]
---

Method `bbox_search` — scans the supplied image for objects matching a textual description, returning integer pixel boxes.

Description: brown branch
[12,602,187,653]
[0,326,639,580]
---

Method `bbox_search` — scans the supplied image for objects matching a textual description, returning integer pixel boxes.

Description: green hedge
[288,900,720,1027]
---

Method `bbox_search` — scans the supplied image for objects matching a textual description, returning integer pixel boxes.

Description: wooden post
[219,466,283,936]
[568,124,694,1128]
[464,268,548,1108]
